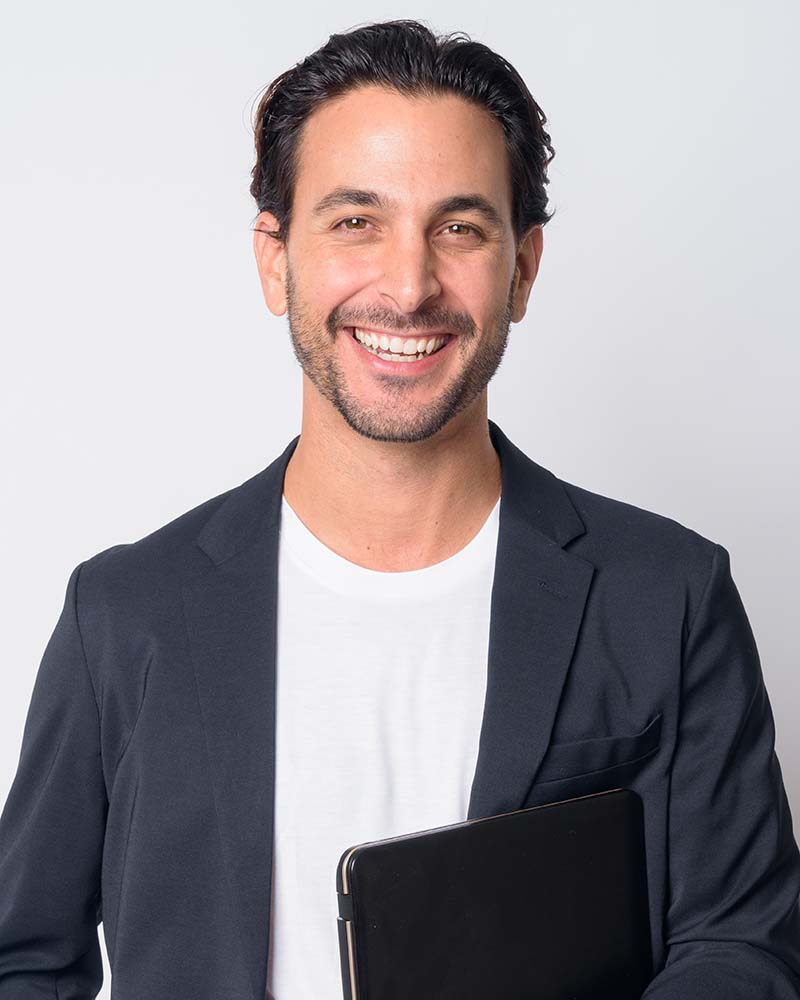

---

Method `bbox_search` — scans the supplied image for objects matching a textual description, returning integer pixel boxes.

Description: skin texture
[253,84,543,571]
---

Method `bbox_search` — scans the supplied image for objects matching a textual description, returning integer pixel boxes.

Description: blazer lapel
[181,419,594,999]
[181,434,299,1000]
[467,421,595,819]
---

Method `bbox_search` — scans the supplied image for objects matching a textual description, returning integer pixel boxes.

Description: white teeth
[352,328,449,361]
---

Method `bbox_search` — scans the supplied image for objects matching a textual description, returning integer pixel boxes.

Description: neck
[282,397,501,573]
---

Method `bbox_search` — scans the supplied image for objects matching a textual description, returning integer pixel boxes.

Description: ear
[510,224,543,323]
[253,211,288,316]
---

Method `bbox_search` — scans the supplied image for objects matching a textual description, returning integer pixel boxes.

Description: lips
[345,323,457,371]
[348,327,454,356]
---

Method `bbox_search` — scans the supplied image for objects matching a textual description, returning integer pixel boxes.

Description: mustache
[329,311,475,336]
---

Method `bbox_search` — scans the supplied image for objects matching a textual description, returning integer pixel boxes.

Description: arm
[0,562,107,999]
[642,543,800,998]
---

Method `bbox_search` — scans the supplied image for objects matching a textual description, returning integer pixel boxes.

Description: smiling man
[1,18,799,1000]
[257,80,536,573]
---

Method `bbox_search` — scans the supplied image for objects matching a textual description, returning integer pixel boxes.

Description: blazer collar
[194,419,586,564]
[182,418,595,1000]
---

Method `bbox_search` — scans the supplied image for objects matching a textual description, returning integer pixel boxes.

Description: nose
[375,229,443,316]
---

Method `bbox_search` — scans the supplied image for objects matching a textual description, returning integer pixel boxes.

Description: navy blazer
[1,419,799,999]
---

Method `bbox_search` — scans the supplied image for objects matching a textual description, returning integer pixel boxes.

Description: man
[1,17,798,1000]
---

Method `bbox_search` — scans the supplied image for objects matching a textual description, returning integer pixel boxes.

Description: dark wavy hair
[249,19,555,246]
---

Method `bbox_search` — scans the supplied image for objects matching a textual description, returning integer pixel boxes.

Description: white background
[1,1,798,994]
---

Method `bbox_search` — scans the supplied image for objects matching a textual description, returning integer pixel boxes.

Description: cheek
[454,272,504,321]
[437,255,509,306]
[307,250,372,306]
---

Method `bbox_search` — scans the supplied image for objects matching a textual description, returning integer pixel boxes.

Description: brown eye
[445,223,480,237]
[337,217,369,232]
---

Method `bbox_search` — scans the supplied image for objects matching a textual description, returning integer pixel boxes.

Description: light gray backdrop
[2,1,798,994]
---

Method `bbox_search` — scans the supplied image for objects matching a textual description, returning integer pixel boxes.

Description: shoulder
[71,467,262,626]
[557,474,722,613]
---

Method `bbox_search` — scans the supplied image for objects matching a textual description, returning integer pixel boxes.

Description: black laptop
[336,787,652,1000]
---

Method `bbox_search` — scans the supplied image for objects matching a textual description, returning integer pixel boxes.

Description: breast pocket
[523,712,663,806]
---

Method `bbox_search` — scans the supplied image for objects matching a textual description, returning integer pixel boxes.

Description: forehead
[292,85,512,219]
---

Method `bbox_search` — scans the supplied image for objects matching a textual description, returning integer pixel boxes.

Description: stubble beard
[284,261,517,444]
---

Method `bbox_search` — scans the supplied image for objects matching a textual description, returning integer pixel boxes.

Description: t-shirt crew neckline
[279,492,501,600]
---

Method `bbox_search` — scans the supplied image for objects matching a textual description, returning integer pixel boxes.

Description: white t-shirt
[266,492,501,1000]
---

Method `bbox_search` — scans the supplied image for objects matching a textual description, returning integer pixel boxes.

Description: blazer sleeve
[0,561,107,1000]
[642,542,800,998]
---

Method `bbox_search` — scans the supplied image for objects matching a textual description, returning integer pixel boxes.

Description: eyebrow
[311,186,506,231]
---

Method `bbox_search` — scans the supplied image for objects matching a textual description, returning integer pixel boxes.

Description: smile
[350,327,453,362]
